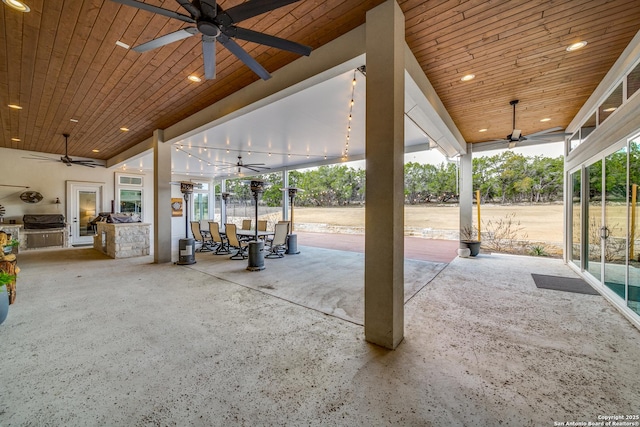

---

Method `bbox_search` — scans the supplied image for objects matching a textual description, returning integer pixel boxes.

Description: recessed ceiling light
[540,118,551,122]
[566,41,587,52]
[115,40,130,49]
[478,128,488,132]
[3,0,30,12]
[603,107,617,112]
[11,137,20,142]
[188,75,202,82]
[120,127,129,132]
[70,118,79,122]
[8,104,22,109]
[92,149,100,153]
[461,74,475,82]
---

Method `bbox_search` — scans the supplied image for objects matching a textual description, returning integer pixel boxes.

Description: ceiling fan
[23,134,102,168]
[474,100,570,152]
[112,0,312,80]
[221,155,271,174]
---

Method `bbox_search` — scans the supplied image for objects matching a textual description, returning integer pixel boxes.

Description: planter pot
[460,240,481,257]
[0,285,8,325]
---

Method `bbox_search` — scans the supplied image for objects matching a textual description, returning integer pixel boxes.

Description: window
[581,112,597,141]
[628,61,640,100]
[192,181,210,221]
[116,173,143,219]
[598,83,623,125]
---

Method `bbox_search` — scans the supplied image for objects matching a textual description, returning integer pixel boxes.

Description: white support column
[364,0,405,350]
[459,142,473,244]
[221,179,227,224]
[153,129,172,263]
[282,169,290,221]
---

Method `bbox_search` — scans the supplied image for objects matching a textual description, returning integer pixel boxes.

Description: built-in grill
[22,214,65,230]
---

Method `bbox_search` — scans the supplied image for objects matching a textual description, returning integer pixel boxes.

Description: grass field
[293,203,564,244]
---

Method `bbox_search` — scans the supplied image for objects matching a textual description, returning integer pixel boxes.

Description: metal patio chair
[265,222,289,258]
[225,223,248,260]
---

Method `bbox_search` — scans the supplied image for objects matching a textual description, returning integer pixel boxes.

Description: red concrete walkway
[294,231,459,263]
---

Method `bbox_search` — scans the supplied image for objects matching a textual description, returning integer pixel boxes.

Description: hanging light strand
[344,70,357,159]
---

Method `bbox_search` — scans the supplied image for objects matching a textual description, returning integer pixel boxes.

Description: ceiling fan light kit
[112,0,312,80]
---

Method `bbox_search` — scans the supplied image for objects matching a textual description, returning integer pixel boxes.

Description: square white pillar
[153,129,172,263]
[364,0,405,349]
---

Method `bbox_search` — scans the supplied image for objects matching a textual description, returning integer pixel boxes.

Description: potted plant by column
[0,271,15,325]
[460,226,481,257]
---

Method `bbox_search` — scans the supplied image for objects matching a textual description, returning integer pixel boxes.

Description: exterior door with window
[67,182,103,246]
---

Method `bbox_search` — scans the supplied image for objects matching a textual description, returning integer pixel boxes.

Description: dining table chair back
[225,223,248,259]
[208,221,229,254]
[241,219,252,230]
[190,221,212,252]
[265,222,289,258]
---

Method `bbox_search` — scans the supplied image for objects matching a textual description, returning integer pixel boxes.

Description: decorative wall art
[171,198,183,217]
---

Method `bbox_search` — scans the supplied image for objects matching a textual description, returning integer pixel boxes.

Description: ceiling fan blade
[525,127,570,139]
[199,0,217,19]
[244,166,270,173]
[22,154,56,161]
[175,0,200,19]
[471,139,510,153]
[243,163,266,167]
[202,36,216,79]
[223,0,301,24]
[71,162,97,168]
[217,33,271,80]
[133,27,198,52]
[228,27,311,56]
[111,0,195,23]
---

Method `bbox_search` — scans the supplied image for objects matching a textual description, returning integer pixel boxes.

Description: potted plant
[5,238,19,255]
[460,225,481,257]
[0,271,15,325]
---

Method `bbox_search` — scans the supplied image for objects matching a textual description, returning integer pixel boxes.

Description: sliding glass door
[603,147,628,298]
[586,159,603,281]
[582,139,640,317]
[628,137,640,315]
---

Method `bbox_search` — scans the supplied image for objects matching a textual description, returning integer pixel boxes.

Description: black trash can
[247,240,265,271]
[177,238,196,265]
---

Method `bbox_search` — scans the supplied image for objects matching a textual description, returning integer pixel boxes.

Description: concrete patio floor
[1,239,639,426]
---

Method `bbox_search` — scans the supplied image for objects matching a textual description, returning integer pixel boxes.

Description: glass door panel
[603,147,628,298]
[70,184,101,246]
[586,160,603,281]
[629,138,640,315]
[570,170,581,266]
[78,191,97,237]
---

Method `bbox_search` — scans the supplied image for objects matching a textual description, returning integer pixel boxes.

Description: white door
[67,182,103,246]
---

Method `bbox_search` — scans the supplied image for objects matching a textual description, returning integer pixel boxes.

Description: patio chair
[257,220,268,240]
[277,220,290,233]
[265,222,289,258]
[268,221,290,246]
[208,221,229,255]
[225,223,248,260]
[190,221,213,252]
[239,219,253,241]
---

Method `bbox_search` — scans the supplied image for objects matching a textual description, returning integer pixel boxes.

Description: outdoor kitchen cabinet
[26,230,64,248]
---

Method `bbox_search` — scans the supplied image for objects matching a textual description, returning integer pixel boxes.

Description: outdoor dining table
[220,228,275,240]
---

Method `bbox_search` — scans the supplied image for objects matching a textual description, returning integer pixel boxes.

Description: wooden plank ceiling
[1,0,639,160]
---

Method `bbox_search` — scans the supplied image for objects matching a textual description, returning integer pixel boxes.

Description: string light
[344,69,357,159]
